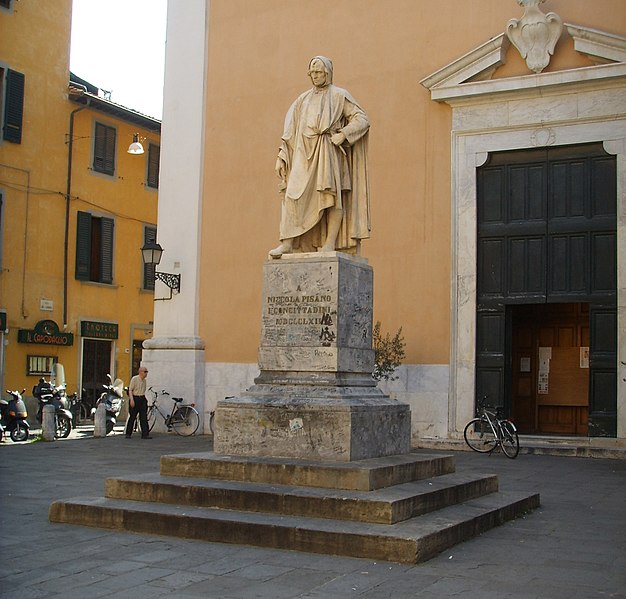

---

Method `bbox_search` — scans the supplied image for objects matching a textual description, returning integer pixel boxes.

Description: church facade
[146,0,626,445]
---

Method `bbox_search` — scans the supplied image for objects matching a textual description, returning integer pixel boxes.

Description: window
[147,143,160,189]
[0,0,14,9]
[93,122,116,175]
[75,211,114,284]
[143,226,157,290]
[2,68,25,143]
[27,355,58,376]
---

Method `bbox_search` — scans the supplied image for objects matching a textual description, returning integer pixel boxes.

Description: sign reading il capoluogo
[18,320,74,346]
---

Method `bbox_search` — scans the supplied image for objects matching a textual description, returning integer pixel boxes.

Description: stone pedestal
[214,252,411,461]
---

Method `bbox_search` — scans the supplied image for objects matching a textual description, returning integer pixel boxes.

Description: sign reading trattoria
[80,320,118,339]
[17,319,74,346]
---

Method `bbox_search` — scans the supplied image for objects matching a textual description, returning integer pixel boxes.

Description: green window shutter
[75,211,92,280]
[100,217,114,284]
[143,227,157,290]
[147,143,160,188]
[93,122,116,175]
[3,69,25,144]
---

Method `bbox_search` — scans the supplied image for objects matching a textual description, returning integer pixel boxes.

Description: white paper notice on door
[580,346,589,369]
[538,347,552,394]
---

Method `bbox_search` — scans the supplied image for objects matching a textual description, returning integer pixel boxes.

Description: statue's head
[308,56,333,87]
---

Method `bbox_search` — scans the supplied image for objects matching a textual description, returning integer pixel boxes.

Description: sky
[69,0,167,120]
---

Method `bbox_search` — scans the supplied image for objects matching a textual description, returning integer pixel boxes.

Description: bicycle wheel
[147,406,157,432]
[464,417,497,453]
[170,405,200,436]
[500,420,520,459]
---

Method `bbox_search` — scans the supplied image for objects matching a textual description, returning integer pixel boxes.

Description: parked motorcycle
[0,389,30,442]
[92,375,124,435]
[33,378,73,439]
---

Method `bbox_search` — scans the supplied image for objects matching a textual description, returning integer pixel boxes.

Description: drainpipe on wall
[64,104,87,328]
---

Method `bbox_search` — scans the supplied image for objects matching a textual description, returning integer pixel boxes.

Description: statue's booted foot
[269,243,292,259]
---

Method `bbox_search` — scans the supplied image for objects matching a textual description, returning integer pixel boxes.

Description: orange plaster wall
[198,0,626,365]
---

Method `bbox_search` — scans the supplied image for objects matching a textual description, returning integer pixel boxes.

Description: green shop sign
[81,320,118,339]
[18,320,74,346]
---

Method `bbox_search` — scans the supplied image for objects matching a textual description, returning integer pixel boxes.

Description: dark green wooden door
[476,143,616,436]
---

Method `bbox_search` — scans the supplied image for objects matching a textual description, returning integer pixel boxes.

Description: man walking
[125,366,151,439]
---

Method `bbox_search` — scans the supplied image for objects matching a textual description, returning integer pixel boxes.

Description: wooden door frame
[510,303,591,435]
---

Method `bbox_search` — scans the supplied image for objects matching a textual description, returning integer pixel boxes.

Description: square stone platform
[49,450,540,564]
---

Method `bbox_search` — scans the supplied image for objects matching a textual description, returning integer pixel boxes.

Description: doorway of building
[476,142,617,436]
[511,303,589,435]
[80,339,112,420]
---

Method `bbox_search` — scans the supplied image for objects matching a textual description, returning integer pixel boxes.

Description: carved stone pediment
[567,24,626,65]
[420,10,626,105]
[506,0,563,73]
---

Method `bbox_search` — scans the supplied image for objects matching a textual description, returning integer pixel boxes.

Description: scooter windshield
[112,379,125,398]
[50,363,66,388]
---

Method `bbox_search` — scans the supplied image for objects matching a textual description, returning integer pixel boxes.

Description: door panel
[475,304,509,411]
[592,232,616,294]
[588,305,617,436]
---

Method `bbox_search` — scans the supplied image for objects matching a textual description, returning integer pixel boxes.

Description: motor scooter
[92,375,124,435]
[33,378,73,439]
[0,389,30,442]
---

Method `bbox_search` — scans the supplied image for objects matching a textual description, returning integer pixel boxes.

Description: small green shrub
[372,321,406,381]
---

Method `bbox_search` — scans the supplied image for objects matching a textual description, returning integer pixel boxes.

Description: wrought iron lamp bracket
[154,271,181,301]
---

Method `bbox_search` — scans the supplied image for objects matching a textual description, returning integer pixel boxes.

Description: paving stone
[1,431,624,598]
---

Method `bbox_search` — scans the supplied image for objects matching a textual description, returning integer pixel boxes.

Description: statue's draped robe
[278,84,370,251]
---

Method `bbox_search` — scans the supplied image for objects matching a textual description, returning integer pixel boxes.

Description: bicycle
[464,397,520,459]
[145,388,200,436]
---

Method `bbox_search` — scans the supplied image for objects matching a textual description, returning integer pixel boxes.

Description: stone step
[104,471,499,524]
[159,451,456,491]
[49,490,539,564]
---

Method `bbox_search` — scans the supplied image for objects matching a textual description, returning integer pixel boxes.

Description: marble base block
[214,389,411,461]
[214,252,411,461]
[258,252,374,377]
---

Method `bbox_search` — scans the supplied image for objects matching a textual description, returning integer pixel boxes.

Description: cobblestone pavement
[1,427,625,598]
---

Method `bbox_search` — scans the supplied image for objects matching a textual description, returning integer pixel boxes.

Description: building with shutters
[146,0,625,445]
[0,0,160,416]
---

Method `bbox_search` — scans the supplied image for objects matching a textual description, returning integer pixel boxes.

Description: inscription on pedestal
[258,253,374,374]
[265,293,336,345]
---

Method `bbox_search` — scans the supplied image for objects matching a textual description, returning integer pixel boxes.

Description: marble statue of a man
[269,56,371,258]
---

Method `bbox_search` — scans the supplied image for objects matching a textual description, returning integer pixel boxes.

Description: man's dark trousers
[125,395,149,437]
